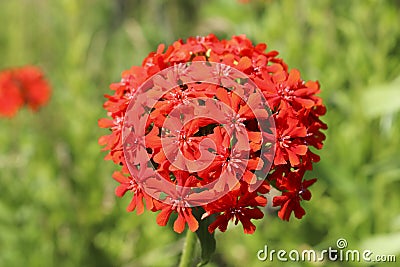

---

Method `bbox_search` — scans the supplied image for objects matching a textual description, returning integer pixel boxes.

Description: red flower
[203,182,268,234]
[274,109,308,166]
[14,66,51,111]
[99,34,327,234]
[272,170,317,221]
[0,70,24,117]
[0,66,51,117]
[98,114,124,164]
[256,68,320,111]
[197,126,261,188]
[153,173,199,233]
[112,166,155,214]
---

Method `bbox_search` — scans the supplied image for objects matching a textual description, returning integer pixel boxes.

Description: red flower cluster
[99,34,326,234]
[0,66,51,117]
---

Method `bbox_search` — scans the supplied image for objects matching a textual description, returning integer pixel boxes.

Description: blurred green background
[1,0,400,266]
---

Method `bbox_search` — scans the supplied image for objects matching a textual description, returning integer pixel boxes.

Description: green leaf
[159,192,168,200]
[359,232,400,256]
[194,212,216,266]
[361,76,400,118]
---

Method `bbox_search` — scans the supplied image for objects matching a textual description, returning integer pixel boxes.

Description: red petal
[286,69,300,88]
[293,202,306,219]
[274,148,287,165]
[272,195,289,207]
[112,171,129,183]
[183,210,199,232]
[216,87,231,106]
[243,208,264,220]
[98,118,114,128]
[143,193,154,211]
[156,43,165,54]
[173,213,186,233]
[247,158,263,170]
[237,214,257,234]
[115,184,129,197]
[277,199,292,221]
[156,207,173,226]
[301,190,312,201]
[235,56,252,71]
[126,195,138,213]
[243,170,257,185]
[291,144,308,155]
[287,150,300,166]
[303,178,317,189]
[98,135,109,146]
[295,98,315,109]
[145,126,161,148]
[208,214,230,233]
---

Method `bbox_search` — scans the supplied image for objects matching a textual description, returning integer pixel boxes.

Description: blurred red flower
[0,66,51,117]
[0,70,24,117]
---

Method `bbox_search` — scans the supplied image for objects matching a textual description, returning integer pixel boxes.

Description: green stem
[179,230,197,267]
